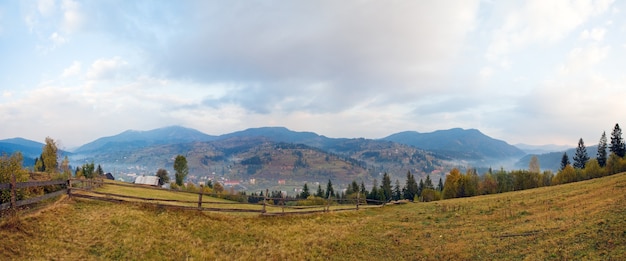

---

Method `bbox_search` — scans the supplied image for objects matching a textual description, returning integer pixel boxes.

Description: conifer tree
[316,184,324,198]
[610,123,625,157]
[325,179,335,198]
[381,173,392,201]
[403,171,418,201]
[573,138,590,169]
[393,180,402,201]
[369,179,379,200]
[300,183,310,199]
[559,152,570,171]
[424,174,434,189]
[437,177,443,191]
[597,131,608,167]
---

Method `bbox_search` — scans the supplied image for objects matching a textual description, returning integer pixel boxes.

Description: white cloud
[486,0,614,62]
[49,31,66,46]
[479,66,494,80]
[580,27,607,41]
[61,0,83,33]
[37,0,57,17]
[86,57,128,80]
[62,61,81,78]
[558,45,610,75]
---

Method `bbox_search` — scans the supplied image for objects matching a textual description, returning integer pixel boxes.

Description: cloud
[61,0,83,33]
[580,27,607,41]
[62,61,81,78]
[86,57,128,80]
[154,1,480,114]
[486,0,614,62]
[37,0,56,17]
[558,45,610,75]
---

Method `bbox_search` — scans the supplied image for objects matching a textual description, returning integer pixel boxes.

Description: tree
[174,155,188,186]
[96,164,104,177]
[583,159,604,179]
[598,131,608,167]
[573,138,590,169]
[156,168,170,186]
[300,183,310,199]
[424,175,434,189]
[41,137,59,173]
[560,152,570,171]
[315,184,324,198]
[392,180,402,201]
[0,152,29,203]
[529,155,540,173]
[437,177,444,191]
[610,123,625,157]
[381,173,392,201]
[82,162,95,179]
[403,171,418,201]
[443,168,462,199]
[325,179,335,198]
[60,156,71,178]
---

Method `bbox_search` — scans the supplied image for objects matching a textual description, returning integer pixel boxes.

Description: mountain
[382,128,526,161]
[514,143,573,154]
[0,138,46,167]
[74,125,217,154]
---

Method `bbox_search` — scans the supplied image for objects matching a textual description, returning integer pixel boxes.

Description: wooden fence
[67,179,387,216]
[1,177,390,216]
[0,173,68,211]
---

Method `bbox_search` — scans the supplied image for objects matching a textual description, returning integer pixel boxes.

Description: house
[134,175,159,186]
[105,173,115,180]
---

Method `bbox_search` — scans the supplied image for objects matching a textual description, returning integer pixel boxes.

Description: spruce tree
[316,184,324,198]
[610,123,626,157]
[560,152,570,171]
[393,180,402,201]
[424,175,434,189]
[300,183,310,199]
[325,179,334,198]
[573,138,589,169]
[381,173,392,201]
[437,177,444,191]
[403,171,418,201]
[598,131,608,167]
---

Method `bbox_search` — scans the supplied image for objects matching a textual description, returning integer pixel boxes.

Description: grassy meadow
[1,173,626,260]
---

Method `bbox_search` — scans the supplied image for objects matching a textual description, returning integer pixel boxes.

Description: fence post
[197,191,203,210]
[67,178,72,198]
[356,192,360,211]
[10,173,16,210]
[326,193,330,212]
[262,189,268,214]
[281,196,285,214]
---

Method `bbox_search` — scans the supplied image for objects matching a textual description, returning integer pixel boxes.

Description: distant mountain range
[1,125,576,190]
[382,128,526,160]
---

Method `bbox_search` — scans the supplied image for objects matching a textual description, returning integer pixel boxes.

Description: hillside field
[2,173,626,260]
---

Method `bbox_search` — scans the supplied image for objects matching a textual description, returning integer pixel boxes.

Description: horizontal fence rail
[2,176,393,216]
[67,179,387,216]
[0,175,68,212]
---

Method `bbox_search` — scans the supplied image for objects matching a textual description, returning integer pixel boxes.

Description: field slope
[2,173,626,260]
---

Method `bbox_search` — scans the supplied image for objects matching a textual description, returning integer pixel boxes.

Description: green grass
[2,173,626,260]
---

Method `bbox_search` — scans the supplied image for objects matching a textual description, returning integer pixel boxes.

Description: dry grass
[1,173,625,260]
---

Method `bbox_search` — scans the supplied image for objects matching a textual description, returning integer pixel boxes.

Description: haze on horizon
[1,0,625,148]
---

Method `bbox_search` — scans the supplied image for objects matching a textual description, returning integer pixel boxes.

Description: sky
[1,0,626,149]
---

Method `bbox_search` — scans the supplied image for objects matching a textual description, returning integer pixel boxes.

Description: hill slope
[383,128,525,161]
[73,125,217,154]
[2,172,625,259]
